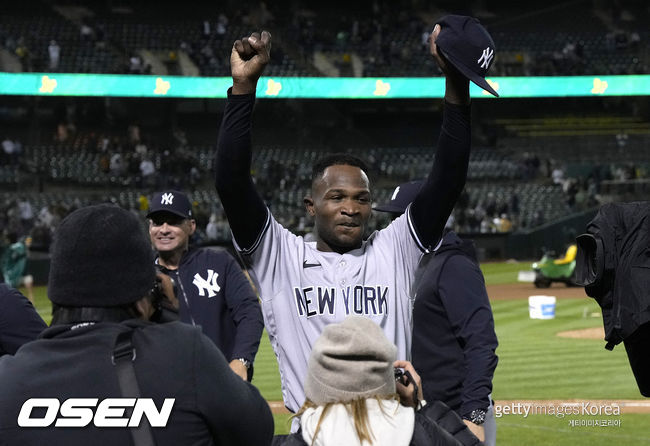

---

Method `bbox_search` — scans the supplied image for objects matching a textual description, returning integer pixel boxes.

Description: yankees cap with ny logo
[147,190,193,219]
[435,14,499,97]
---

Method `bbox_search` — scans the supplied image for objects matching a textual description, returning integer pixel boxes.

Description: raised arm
[410,24,471,251]
[215,31,272,250]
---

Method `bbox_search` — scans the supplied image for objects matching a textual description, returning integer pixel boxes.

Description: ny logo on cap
[477,47,494,69]
[161,193,174,205]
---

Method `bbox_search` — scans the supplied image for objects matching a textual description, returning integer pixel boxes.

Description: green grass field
[24,262,650,444]
[480,261,526,285]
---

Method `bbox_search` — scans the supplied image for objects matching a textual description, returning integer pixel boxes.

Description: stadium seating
[1,1,647,77]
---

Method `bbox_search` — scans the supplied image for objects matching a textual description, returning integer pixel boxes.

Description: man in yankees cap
[214,15,497,431]
[147,190,264,381]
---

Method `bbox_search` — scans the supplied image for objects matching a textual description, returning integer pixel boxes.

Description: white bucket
[529,295,557,319]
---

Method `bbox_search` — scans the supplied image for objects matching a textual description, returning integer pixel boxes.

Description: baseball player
[147,190,264,381]
[1,232,34,304]
[215,19,495,420]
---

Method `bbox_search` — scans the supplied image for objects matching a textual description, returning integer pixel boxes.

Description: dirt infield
[486,282,587,301]
[557,326,605,339]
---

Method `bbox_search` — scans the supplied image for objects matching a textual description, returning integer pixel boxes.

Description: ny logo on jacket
[193,269,221,297]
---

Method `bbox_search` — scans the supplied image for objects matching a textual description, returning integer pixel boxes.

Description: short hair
[311,153,369,183]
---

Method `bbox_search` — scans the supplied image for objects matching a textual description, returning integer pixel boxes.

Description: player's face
[148,212,196,254]
[306,164,372,253]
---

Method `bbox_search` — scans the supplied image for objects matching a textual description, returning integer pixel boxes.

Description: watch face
[470,409,487,425]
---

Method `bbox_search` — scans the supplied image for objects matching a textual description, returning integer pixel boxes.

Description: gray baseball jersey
[236,205,426,413]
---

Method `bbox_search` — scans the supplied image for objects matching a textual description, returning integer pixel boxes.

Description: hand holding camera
[150,272,180,323]
[393,360,424,409]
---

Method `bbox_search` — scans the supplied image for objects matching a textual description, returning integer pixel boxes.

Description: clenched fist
[231,31,272,95]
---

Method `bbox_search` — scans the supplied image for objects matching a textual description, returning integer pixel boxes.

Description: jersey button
[340,279,346,286]
[339,261,346,267]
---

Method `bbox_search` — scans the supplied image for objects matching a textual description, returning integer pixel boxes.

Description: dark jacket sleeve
[214,90,269,250]
[0,284,47,356]
[194,329,273,445]
[419,401,483,446]
[438,255,498,417]
[410,102,471,250]
[222,252,264,363]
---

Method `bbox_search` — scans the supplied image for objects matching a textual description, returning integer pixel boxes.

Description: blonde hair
[293,394,401,446]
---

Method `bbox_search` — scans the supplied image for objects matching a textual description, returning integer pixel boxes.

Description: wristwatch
[464,408,487,425]
[236,358,251,369]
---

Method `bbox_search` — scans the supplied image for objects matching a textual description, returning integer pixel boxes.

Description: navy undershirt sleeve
[410,101,471,250]
[214,90,268,251]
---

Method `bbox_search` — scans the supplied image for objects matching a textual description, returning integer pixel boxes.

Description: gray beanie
[303,316,397,405]
[48,204,155,307]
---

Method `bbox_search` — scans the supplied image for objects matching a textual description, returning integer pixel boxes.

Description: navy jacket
[157,247,263,365]
[0,284,47,357]
[411,232,498,419]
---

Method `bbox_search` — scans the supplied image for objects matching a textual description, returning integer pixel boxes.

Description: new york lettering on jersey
[293,285,389,317]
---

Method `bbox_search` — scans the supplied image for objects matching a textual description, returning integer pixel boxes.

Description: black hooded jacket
[411,231,498,420]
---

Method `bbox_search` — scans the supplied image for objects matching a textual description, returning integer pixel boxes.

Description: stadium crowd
[0,0,647,77]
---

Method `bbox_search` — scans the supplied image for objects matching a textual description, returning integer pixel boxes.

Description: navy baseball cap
[147,190,193,219]
[374,180,424,215]
[435,15,499,97]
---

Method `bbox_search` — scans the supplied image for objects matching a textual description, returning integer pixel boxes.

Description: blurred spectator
[216,14,228,37]
[206,213,219,241]
[496,214,512,233]
[99,152,110,174]
[129,54,143,74]
[15,37,31,71]
[202,19,211,37]
[48,40,61,71]
[552,165,565,185]
[531,210,545,227]
[37,205,55,229]
[17,197,34,235]
[139,157,156,188]
[109,152,124,176]
[29,221,53,252]
[1,232,34,303]
[138,193,149,213]
[1,138,17,165]
[80,22,94,41]
[485,193,497,218]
